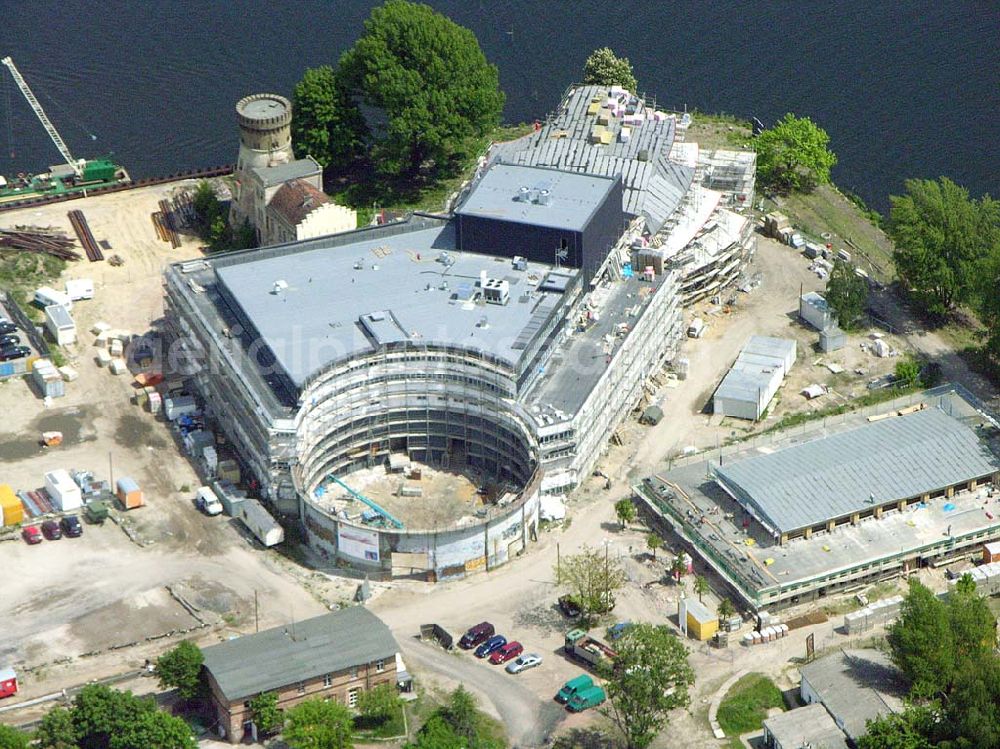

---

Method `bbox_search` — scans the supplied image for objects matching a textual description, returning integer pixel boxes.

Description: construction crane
[1,56,81,175]
[327,474,405,529]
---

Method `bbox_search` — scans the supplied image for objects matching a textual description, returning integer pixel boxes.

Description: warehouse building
[202,607,401,742]
[713,336,796,420]
[762,703,848,749]
[635,386,1000,610]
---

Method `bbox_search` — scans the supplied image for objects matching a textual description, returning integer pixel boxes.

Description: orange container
[116,477,145,509]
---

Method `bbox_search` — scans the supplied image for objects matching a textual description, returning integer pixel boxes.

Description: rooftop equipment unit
[512,256,528,271]
[515,186,532,202]
[483,278,510,306]
[271,280,288,294]
[535,189,552,206]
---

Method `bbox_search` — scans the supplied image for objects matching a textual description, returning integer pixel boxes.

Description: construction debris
[0,226,81,260]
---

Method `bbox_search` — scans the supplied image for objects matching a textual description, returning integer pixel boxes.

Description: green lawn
[716,673,784,737]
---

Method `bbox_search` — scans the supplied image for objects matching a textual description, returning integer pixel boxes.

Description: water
[1,1,996,212]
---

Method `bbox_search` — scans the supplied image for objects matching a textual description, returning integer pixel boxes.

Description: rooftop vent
[483,278,510,306]
[515,186,532,203]
[534,189,552,206]
[271,280,288,294]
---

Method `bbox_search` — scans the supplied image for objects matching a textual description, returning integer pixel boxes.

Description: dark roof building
[202,607,401,742]
[202,606,399,703]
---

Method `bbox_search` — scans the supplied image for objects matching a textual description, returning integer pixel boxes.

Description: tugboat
[0,56,129,205]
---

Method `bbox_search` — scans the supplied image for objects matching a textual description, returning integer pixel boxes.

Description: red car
[489,641,524,665]
[21,526,42,544]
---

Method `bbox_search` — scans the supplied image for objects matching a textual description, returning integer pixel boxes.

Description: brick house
[201,607,402,742]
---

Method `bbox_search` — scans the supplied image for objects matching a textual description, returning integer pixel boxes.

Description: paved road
[399,638,566,747]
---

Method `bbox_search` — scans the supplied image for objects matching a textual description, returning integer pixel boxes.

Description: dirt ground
[0,184,328,703]
[320,462,483,531]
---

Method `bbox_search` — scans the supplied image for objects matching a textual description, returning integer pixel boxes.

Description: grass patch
[353,703,406,739]
[759,383,923,435]
[0,251,67,297]
[716,673,784,736]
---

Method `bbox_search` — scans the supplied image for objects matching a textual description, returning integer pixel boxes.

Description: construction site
[636,385,1000,610]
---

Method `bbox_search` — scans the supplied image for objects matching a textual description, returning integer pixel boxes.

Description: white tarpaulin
[539,494,566,521]
[801,384,826,400]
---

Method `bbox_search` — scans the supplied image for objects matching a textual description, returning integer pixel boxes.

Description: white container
[91,321,111,335]
[44,304,76,345]
[58,366,78,382]
[148,391,162,414]
[202,446,218,474]
[44,469,82,511]
[65,278,94,301]
[96,349,112,367]
[109,358,127,375]
[165,395,198,421]
[109,339,124,357]
[238,498,284,547]
[34,286,72,311]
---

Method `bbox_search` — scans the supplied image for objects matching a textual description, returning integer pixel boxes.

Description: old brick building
[201,607,401,742]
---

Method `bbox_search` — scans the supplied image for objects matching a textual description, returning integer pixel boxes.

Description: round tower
[234,93,294,172]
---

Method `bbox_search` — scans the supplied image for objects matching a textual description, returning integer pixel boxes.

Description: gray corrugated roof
[489,85,693,233]
[456,163,618,231]
[714,406,1000,534]
[742,335,796,363]
[798,650,904,742]
[252,158,320,188]
[202,607,399,702]
[714,366,780,403]
[763,704,848,749]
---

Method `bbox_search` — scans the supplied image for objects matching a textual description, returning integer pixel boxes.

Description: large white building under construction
[165,85,755,579]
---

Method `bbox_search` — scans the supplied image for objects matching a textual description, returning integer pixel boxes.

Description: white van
[34,286,72,311]
[195,486,223,516]
[687,318,706,338]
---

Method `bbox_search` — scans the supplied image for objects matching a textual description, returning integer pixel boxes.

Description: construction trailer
[679,597,718,641]
[237,498,284,546]
[44,303,76,345]
[45,469,82,511]
[713,336,796,420]
[0,484,23,525]
[116,477,145,509]
[799,291,833,331]
[0,667,17,699]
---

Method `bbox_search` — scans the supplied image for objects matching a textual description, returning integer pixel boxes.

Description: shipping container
[148,392,162,415]
[65,278,94,301]
[0,484,23,525]
[109,358,127,375]
[0,666,17,699]
[45,469,82,511]
[238,498,284,546]
[44,304,76,345]
[165,395,197,421]
[116,477,144,509]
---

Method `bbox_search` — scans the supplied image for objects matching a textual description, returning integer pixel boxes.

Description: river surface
[1,1,996,211]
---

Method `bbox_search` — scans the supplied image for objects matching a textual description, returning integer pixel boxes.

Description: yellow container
[0,484,24,526]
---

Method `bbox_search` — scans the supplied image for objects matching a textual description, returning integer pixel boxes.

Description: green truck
[567,685,606,712]
[84,499,109,525]
[556,674,593,703]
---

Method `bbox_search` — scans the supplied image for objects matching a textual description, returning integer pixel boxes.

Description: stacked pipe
[0,227,81,260]
[67,209,103,261]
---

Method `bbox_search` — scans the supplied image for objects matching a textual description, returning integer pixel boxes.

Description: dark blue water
[1,1,996,212]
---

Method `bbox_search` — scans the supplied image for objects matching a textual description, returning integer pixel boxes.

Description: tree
[646,533,662,561]
[582,48,637,92]
[291,66,367,168]
[717,598,736,622]
[109,710,196,749]
[614,497,636,529]
[693,575,710,603]
[404,687,502,749]
[894,357,921,388]
[858,705,938,749]
[599,624,694,749]
[555,545,626,617]
[336,0,505,178]
[975,226,1000,358]
[889,177,999,317]
[34,706,78,749]
[192,180,223,237]
[284,699,354,749]
[248,691,282,737]
[72,685,154,749]
[669,553,687,582]
[825,259,868,329]
[0,725,30,749]
[155,640,204,701]
[357,683,399,725]
[755,113,837,193]
[887,580,956,699]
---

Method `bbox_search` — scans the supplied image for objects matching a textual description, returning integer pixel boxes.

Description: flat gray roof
[763,704,848,749]
[238,95,290,120]
[202,607,398,702]
[456,163,618,232]
[799,649,904,742]
[252,158,319,188]
[214,220,575,388]
[490,85,693,234]
[714,406,1000,534]
[45,304,73,327]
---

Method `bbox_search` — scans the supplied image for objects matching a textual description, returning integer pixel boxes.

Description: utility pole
[254,590,259,633]
[556,542,560,581]
[108,451,113,491]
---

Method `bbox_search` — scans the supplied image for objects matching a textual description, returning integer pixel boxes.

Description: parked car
[21,526,42,545]
[0,345,30,361]
[558,594,582,618]
[0,322,16,335]
[556,674,593,703]
[0,334,20,348]
[60,515,83,537]
[490,641,524,665]
[607,621,634,640]
[506,653,543,674]
[459,621,495,650]
[474,634,507,659]
[40,519,62,540]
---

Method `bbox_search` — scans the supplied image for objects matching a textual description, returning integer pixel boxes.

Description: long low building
[713,336,796,420]
[635,386,1000,609]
